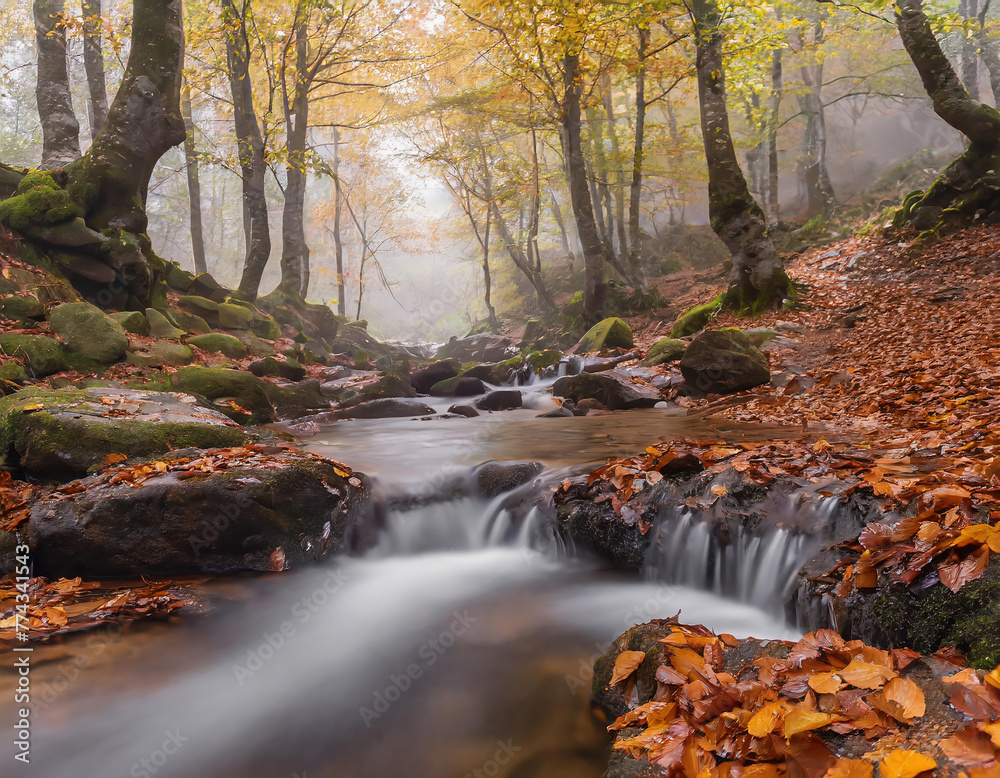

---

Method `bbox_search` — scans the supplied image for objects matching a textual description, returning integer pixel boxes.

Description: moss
[0,171,83,233]
[526,349,562,371]
[577,317,633,353]
[871,558,1000,669]
[168,366,274,424]
[187,333,248,359]
[670,292,724,338]
[0,334,69,377]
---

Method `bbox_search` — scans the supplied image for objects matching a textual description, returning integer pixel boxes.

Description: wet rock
[435,333,517,363]
[168,366,275,424]
[125,341,194,368]
[576,316,633,353]
[552,371,661,410]
[48,302,128,363]
[0,334,68,377]
[265,378,330,420]
[0,387,251,477]
[328,398,435,419]
[249,356,307,381]
[642,337,686,366]
[679,328,770,394]
[187,333,249,360]
[475,389,523,411]
[430,375,486,397]
[338,372,417,407]
[576,398,607,413]
[447,404,479,418]
[410,359,460,393]
[26,447,376,577]
[474,461,544,498]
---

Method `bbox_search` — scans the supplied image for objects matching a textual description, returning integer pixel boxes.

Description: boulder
[0,387,251,477]
[552,371,661,410]
[475,390,523,411]
[165,262,197,292]
[187,333,249,360]
[145,308,186,339]
[167,366,275,424]
[109,310,150,336]
[235,331,276,357]
[0,294,44,322]
[0,334,68,377]
[447,404,479,418]
[328,398,435,419]
[679,328,770,394]
[0,363,28,395]
[47,302,128,363]
[248,356,306,381]
[642,337,686,366]
[430,375,486,397]
[474,461,544,498]
[188,272,227,303]
[410,359,460,393]
[125,341,194,368]
[670,292,723,338]
[217,302,254,331]
[170,309,212,335]
[435,333,517,363]
[576,317,633,353]
[177,295,220,317]
[338,373,417,407]
[264,378,330,420]
[25,446,375,577]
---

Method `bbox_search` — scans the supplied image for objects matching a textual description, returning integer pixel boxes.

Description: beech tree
[34,0,81,167]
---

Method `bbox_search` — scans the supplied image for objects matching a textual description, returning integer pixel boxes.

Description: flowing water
[2,383,820,778]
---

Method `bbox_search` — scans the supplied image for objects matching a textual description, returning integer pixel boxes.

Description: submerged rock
[327,397,435,419]
[410,359,460,393]
[430,375,486,397]
[447,404,479,418]
[474,461,544,498]
[679,328,770,394]
[25,446,376,577]
[475,389,522,411]
[552,371,661,410]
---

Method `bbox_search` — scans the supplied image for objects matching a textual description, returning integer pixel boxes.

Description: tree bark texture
[34,0,81,167]
[81,0,109,140]
[279,16,311,299]
[797,24,835,219]
[181,80,207,275]
[628,26,648,270]
[691,0,792,309]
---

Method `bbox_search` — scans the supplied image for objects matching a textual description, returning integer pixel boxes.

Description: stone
[47,302,128,363]
[0,294,44,322]
[53,253,117,284]
[552,371,661,410]
[0,363,28,395]
[447,404,479,418]
[410,359,460,393]
[235,332,276,357]
[0,387,252,477]
[430,375,486,397]
[29,217,105,247]
[475,390,523,411]
[265,378,330,420]
[328,398,435,419]
[679,328,770,395]
[170,309,212,335]
[109,310,150,336]
[670,293,724,338]
[0,334,68,377]
[642,337,686,367]
[187,333,249,360]
[474,461,544,498]
[165,262,197,292]
[218,302,255,330]
[167,366,275,424]
[744,327,779,346]
[125,341,194,368]
[188,272,227,303]
[338,373,417,407]
[249,356,306,381]
[25,447,375,577]
[145,308,186,339]
[576,317,633,353]
[177,295,220,315]
[435,333,517,363]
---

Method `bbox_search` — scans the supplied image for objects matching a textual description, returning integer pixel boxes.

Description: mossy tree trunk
[34,0,81,167]
[691,0,793,310]
[894,0,1000,226]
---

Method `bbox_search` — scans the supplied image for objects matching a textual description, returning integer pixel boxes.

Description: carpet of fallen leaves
[606,622,1000,777]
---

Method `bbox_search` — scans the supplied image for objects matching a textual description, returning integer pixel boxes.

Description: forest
[0,0,999,777]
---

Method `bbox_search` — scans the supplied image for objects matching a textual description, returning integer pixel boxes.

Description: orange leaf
[839,659,896,690]
[610,650,646,686]
[783,708,835,737]
[104,453,127,465]
[879,749,937,778]
[809,671,844,694]
[747,700,788,738]
[823,758,873,778]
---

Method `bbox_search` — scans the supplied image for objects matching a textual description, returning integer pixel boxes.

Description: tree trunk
[628,26,648,270]
[223,0,271,300]
[767,48,782,223]
[562,52,606,322]
[34,0,81,167]
[691,0,792,310]
[81,0,109,141]
[181,80,207,275]
[279,16,311,299]
[549,188,577,265]
[490,201,556,312]
[961,0,981,101]
[797,23,835,219]
[332,126,346,317]
[526,125,543,311]
[481,195,498,331]
[603,73,643,290]
[894,0,1000,223]
[977,1,1000,105]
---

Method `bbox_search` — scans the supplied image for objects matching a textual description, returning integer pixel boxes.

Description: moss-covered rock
[235,331,276,357]
[0,294,44,322]
[577,317,633,353]
[339,373,417,407]
[552,372,661,410]
[248,356,305,381]
[0,334,69,377]
[125,341,194,368]
[218,302,254,330]
[109,310,150,336]
[168,366,275,424]
[188,272,227,303]
[0,387,252,477]
[410,359,460,393]
[642,337,686,366]
[0,171,83,233]
[187,333,249,360]
[170,309,211,335]
[670,292,724,338]
[164,262,196,292]
[248,312,281,339]
[47,302,128,363]
[679,328,770,394]
[526,349,562,371]
[0,363,28,395]
[145,308,186,339]
[264,379,330,419]
[177,295,220,316]
[429,375,486,397]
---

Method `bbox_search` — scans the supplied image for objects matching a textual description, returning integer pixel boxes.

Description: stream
[1,379,811,778]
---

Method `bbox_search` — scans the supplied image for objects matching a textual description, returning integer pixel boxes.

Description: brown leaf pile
[607,625,1000,777]
[0,471,40,531]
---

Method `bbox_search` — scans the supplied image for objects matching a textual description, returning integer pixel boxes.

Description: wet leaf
[823,758,874,778]
[878,749,936,778]
[610,650,646,686]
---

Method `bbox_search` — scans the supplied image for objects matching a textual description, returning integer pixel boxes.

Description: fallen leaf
[610,650,646,686]
[879,749,937,778]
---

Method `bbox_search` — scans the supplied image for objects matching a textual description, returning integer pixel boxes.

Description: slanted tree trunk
[628,26,648,271]
[279,14,311,299]
[691,0,793,310]
[562,52,606,322]
[223,0,271,300]
[894,0,1000,225]
[81,0,109,140]
[34,0,81,167]
[798,23,835,219]
[181,80,207,275]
